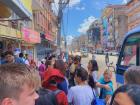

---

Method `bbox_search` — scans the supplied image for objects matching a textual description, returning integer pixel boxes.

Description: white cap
[41,59,46,63]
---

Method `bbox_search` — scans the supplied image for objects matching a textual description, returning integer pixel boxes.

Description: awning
[22,28,41,44]
[0,0,32,20]
[45,33,53,41]
[0,2,11,18]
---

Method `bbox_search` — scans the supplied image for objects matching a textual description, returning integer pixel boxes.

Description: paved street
[81,53,118,89]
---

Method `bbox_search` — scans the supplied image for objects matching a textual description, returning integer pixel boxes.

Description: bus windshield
[120,34,140,66]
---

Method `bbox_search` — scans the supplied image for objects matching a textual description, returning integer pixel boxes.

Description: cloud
[78,16,97,34]
[52,0,81,14]
[75,6,85,10]
[122,0,129,4]
[69,0,81,7]
[66,35,74,45]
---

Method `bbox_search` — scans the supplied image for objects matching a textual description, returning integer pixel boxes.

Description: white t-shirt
[68,85,95,105]
[92,71,98,82]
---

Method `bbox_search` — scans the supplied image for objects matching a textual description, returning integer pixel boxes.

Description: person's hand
[104,85,111,90]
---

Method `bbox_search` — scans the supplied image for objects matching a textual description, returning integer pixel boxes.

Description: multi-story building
[32,0,58,60]
[101,5,127,50]
[0,0,36,56]
[126,0,140,31]
[87,20,101,51]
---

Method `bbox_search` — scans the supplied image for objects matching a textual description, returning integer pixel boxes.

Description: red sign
[22,28,41,43]
[45,33,53,41]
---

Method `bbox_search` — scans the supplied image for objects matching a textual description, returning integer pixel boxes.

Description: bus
[116,26,140,86]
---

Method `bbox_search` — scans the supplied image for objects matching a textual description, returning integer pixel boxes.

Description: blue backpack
[91,89,106,105]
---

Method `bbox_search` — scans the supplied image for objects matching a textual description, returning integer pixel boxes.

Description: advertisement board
[22,28,41,44]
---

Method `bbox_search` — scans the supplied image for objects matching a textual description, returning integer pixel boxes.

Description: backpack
[35,88,58,105]
[91,89,105,105]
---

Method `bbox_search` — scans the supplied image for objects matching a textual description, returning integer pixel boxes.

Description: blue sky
[53,0,129,44]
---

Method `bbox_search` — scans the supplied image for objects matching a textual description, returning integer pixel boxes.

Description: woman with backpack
[42,68,68,105]
[68,67,96,105]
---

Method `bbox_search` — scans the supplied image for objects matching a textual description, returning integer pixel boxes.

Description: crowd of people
[0,51,140,105]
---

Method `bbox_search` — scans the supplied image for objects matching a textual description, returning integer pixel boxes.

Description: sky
[53,0,129,44]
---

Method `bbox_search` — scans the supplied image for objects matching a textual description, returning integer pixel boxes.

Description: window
[120,34,140,66]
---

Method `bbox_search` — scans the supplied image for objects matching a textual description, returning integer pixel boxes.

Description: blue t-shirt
[98,76,113,99]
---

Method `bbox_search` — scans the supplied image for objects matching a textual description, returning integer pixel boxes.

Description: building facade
[87,20,101,51]
[32,0,58,60]
[101,5,128,50]
[0,0,35,57]
[126,0,140,31]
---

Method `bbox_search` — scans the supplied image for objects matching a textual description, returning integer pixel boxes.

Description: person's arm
[96,82,111,90]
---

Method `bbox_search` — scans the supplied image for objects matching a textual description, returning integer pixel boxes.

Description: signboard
[13,0,32,19]
[22,28,41,43]
[0,0,32,20]
[45,33,53,41]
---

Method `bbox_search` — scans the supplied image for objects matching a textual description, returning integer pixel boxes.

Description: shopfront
[36,33,54,61]
[0,24,22,54]
[22,28,40,60]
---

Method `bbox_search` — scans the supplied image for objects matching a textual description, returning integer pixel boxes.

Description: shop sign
[45,33,53,41]
[22,28,41,43]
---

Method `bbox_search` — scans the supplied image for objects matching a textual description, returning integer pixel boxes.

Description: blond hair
[103,69,112,76]
[0,64,41,100]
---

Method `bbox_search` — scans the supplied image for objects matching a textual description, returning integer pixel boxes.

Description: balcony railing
[0,25,22,39]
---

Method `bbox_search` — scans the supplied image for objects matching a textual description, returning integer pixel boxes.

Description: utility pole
[57,0,70,49]
[113,7,116,50]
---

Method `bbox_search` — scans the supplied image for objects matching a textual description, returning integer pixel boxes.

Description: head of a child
[103,70,112,82]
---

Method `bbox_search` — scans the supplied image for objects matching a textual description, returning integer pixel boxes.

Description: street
[81,53,118,89]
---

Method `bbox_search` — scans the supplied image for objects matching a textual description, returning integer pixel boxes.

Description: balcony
[0,25,22,39]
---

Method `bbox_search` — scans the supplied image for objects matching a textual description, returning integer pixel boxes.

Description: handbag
[91,89,106,105]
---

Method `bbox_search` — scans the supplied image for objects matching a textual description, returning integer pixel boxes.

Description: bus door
[116,34,140,85]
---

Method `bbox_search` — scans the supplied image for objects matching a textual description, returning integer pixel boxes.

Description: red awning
[45,33,53,41]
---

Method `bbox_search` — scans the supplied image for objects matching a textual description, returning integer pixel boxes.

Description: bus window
[119,34,140,67]
[121,45,136,66]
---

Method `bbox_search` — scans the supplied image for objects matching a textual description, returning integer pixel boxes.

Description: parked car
[80,49,88,57]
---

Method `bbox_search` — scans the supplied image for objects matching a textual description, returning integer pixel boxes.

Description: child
[96,70,113,103]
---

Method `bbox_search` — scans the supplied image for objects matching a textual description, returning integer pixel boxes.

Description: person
[24,54,30,66]
[19,52,25,64]
[35,88,58,105]
[88,60,99,82]
[0,52,5,64]
[42,68,68,105]
[96,70,114,103]
[0,64,40,105]
[38,59,46,80]
[3,51,24,64]
[105,53,109,65]
[124,66,140,84]
[68,67,96,105]
[110,84,140,105]
[88,60,99,96]
[69,55,81,87]
[30,59,37,69]
[65,56,73,80]
[54,60,69,95]
[45,55,56,69]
